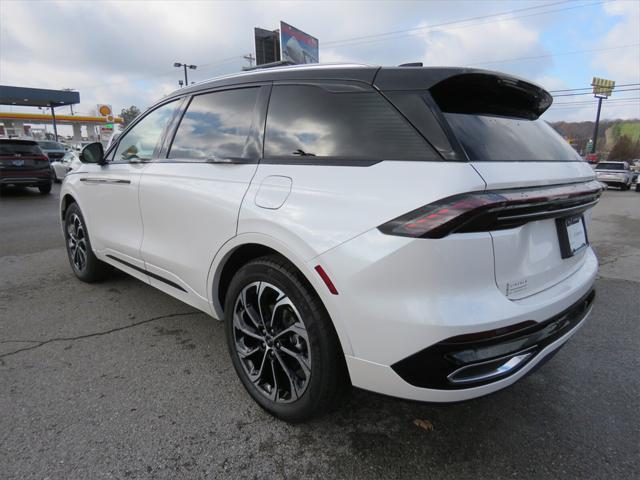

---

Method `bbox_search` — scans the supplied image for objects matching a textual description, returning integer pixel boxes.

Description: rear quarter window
[264,84,438,163]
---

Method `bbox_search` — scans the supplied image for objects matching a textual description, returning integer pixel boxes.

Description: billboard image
[280,21,319,65]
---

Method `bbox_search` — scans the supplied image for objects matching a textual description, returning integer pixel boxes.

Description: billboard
[279,21,318,64]
[254,27,280,65]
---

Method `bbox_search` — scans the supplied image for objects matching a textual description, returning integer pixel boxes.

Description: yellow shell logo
[98,105,112,116]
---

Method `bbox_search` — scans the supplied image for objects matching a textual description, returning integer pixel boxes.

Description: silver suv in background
[594,161,632,190]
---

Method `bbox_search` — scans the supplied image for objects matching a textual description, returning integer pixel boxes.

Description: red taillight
[378,192,505,238]
[38,155,50,163]
[378,181,603,239]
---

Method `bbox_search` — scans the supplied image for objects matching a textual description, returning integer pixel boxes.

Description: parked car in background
[60,65,601,421]
[51,151,80,182]
[37,140,66,162]
[73,141,94,152]
[0,138,52,193]
[594,161,632,190]
[629,160,640,184]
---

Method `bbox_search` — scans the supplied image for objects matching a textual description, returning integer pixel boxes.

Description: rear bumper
[316,228,598,402]
[0,170,51,186]
[345,301,592,402]
[391,289,594,390]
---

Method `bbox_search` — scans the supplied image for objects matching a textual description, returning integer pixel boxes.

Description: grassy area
[611,122,640,143]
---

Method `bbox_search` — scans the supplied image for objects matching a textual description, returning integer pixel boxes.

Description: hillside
[550,120,640,154]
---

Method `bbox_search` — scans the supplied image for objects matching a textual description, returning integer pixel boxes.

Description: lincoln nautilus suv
[60,64,600,422]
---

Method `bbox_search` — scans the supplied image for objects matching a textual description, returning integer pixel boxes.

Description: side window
[168,88,259,160]
[264,85,437,161]
[113,101,179,162]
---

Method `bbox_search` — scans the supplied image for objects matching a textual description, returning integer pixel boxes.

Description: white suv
[60,65,600,422]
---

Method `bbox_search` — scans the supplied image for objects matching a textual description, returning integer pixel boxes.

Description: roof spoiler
[374,67,552,120]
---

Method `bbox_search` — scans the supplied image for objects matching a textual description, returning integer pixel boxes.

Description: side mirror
[80,142,105,165]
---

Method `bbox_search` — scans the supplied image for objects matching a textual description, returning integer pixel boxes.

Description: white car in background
[51,151,80,182]
[594,161,633,190]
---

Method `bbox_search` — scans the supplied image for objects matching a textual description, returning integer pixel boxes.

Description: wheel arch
[208,233,354,357]
[60,193,77,221]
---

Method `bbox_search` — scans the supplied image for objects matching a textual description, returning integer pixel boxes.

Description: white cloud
[417,18,542,68]
[0,0,637,124]
[592,1,640,84]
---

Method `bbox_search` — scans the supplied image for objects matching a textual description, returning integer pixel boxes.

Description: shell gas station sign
[97,104,115,141]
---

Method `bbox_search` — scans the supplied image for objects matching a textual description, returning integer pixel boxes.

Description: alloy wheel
[67,213,88,272]
[232,281,312,403]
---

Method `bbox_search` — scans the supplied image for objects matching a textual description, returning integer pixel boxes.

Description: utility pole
[174,62,197,85]
[243,53,256,68]
[62,88,76,115]
[590,77,615,154]
[50,104,59,142]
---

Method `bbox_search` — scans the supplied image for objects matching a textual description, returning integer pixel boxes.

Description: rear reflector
[378,180,602,239]
[314,265,338,295]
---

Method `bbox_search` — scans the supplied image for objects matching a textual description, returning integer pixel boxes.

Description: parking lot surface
[1,184,639,479]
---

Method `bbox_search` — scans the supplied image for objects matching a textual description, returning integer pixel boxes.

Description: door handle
[205,157,252,164]
[80,177,131,184]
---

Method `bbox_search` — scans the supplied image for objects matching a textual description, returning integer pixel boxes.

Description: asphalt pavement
[1,183,638,479]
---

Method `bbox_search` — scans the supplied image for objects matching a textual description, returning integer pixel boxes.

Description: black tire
[224,255,350,422]
[622,183,630,191]
[636,183,640,192]
[63,203,109,282]
[38,182,52,194]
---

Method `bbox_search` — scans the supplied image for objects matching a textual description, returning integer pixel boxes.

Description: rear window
[38,141,63,150]
[595,162,626,170]
[264,84,438,162]
[0,141,42,156]
[444,113,582,162]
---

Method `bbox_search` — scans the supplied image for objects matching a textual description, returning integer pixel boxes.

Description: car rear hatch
[378,69,601,300]
[0,140,50,173]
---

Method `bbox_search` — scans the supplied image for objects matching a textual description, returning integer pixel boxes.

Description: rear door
[138,85,268,305]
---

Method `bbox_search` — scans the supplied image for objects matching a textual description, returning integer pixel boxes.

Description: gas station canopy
[0,85,80,107]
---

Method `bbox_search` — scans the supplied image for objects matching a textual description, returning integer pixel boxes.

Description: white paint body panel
[138,162,258,307]
[61,155,600,404]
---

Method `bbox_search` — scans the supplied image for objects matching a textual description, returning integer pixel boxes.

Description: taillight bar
[378,180,603,239]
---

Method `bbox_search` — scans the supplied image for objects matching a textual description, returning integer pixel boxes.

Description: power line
[323,0,573,47]
[324,1,610,49]
[75,0,611,91]
[550,97,640,108]
[549,82,640,92]
[553,87,640,97]
[554,96,640,104]
[471,43,639,67]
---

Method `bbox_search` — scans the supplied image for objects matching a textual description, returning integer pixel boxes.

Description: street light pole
[174,62,197,86]
[589,77,615,155]
[591,96,603,153]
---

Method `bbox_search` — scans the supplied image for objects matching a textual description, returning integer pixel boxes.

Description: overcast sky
[1,0,639,126]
